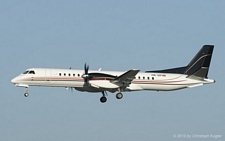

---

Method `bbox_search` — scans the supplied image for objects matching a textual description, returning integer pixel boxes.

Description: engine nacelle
[75,87,103,93]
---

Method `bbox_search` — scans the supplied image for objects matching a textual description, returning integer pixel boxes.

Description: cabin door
[45,69,51,82]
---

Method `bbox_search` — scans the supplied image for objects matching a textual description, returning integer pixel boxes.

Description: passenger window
[138,76,140,79]
[152,77,154,80]
[64,73,66,76]
[78,74,80,77]
[59,73,61,76]
[69,73,71,76]
[73,74,75,76]
[147,77,150,80]
[143,77,145,79]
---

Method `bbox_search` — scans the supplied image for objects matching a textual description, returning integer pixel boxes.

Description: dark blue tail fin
[184,45,214,78]
[146,45,214,78]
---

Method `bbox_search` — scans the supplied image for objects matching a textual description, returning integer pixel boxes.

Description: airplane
[11,45,215,103]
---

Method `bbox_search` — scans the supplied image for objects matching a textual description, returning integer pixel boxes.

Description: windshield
[29,71,35,74]
[23,71,29,74]
[22,70,35,74]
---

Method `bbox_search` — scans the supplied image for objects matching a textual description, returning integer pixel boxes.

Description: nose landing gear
[24,87,29,97]
[24,93,29,97]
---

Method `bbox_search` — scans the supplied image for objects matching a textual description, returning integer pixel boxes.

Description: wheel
[100,96,107,103]
[24,93,29,97]
[116,93,123,99]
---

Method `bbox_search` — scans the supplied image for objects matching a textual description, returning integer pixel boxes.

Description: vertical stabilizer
[185,45,214,78]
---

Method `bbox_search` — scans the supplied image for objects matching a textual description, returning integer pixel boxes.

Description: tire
[24,93,29,97]
[100,97,107,103]
[116,93,123,99]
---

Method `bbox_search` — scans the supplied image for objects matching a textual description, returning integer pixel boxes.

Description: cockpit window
[29,71,35,74]
[22,70,35,74]
[23,71,29,74]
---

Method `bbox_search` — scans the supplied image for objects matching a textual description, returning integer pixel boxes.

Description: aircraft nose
[11,77,17,84]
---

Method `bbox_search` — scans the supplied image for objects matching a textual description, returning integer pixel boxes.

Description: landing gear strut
[100,91,107,103]
[24,87,29,97]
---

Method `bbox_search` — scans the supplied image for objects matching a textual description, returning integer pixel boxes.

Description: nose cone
[11,77,18,84]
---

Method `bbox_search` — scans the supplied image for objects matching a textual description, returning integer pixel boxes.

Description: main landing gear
[24,87,29,97]
[116,93,123,99]
[116,88,123,100]
[100,91,123,103]
[100,91,107,103]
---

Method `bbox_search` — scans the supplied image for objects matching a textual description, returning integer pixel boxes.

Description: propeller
[82,63,90,84]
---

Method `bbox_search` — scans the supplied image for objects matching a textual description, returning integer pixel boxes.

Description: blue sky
[0,0,224,140]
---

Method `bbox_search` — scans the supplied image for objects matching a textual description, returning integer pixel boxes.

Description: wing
[111,69,140,86]
[88,69,140,89]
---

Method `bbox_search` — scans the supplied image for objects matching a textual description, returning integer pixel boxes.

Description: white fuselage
[11,68,214,93]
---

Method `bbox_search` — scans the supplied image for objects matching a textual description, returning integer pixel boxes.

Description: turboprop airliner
[11,45,215,103]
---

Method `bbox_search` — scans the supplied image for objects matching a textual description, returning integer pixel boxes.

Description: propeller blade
[87,65,89,73]
[84,63,89,74]
[84,63,86,74]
